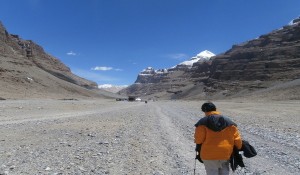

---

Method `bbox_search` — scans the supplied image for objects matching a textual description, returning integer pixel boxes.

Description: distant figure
[194,102,242,175]
[145,101,147,104]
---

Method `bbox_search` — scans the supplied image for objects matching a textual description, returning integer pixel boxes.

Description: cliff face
[210,20,300,81]
[0,21,100,99]
[122,18,300,100]
[200,18,300,98]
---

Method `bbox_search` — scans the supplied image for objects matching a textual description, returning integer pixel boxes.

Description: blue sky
[1,0,300,86]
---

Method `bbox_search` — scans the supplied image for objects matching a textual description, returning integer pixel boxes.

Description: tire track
[152,103,206,174]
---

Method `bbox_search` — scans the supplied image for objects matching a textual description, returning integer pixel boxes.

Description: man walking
[194,102,242,175]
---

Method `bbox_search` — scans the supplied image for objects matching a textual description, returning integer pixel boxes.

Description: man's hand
[195,144,203,163]
[195,151,203,163]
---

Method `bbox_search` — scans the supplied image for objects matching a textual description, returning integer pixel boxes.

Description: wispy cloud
[165,53,189,60]
[128,59,138,65]
[91,66,123,71]
[92,66,113,71]
[67,51,77,56]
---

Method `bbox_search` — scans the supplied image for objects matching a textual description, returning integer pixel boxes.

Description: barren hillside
[0,21,109,99]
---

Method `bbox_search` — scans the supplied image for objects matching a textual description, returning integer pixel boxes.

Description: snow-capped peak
[98,84,128,89]
[139,67,156,76]
[288,17,300,26]
[98,84,128,93]
[98,84,113,88]
[179,50,215,67]
[196,50,215,59]
[142,67,154,72]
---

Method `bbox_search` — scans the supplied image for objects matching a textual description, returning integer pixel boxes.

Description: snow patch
[178,50,215,67]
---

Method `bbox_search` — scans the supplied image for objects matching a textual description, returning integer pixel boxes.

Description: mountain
[134,50,215,84]
[0,21,111,99]
[120,50,215,97]
[134,67,169,84]
[98,84,128,93]
[121,17,300,100]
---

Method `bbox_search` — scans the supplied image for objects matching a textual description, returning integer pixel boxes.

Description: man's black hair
[201,102,216,112]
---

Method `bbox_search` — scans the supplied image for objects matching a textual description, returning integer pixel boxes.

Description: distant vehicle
[116,98,126,101]
[128,96,136,101]
[127,96,142,102]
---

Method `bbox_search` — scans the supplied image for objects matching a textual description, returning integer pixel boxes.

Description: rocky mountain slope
[0,21,110,99]
[121,18,300,100]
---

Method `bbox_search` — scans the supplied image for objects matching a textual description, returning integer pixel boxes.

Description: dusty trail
[149,101,300,175]
[0,99,299,174]
[151,104,206,174]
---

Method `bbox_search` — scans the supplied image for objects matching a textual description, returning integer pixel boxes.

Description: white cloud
[67,51,77,56]
[92,66,113,71]
[91,66,123,71]
[165,53,189,60]
[128,59,137,65]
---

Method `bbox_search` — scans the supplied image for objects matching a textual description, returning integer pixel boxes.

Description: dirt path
[0,99,299,174]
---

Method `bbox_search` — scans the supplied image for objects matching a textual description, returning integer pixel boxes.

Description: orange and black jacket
[194,111,242,160]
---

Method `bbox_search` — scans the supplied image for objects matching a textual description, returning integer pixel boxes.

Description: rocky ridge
[0,21,104,99]
[121,17,300,100]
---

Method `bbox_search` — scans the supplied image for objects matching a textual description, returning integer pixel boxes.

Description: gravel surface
[0,99,299,175]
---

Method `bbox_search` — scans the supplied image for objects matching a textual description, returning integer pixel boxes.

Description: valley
[0,99,299,174]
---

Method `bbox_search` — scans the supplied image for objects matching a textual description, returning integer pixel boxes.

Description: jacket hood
[195,115,237,132]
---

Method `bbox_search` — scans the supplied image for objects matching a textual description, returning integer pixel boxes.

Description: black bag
[241,140,257,158]
[230,140,257,171]
[230,146,245,171]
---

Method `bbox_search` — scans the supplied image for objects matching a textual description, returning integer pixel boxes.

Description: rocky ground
[0,99,299,175]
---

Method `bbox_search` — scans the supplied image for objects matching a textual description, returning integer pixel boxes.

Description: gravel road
[0,99,299,175]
